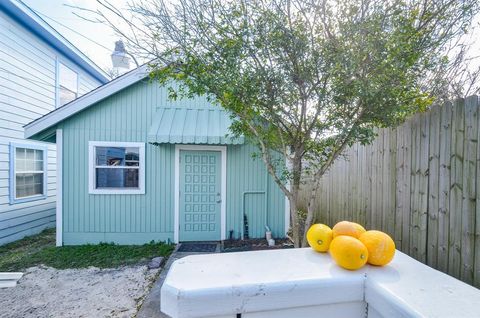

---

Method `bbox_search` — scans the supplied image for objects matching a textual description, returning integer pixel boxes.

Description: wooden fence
[301,95,480,288]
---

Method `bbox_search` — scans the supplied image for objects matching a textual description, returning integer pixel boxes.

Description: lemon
[332,221,366,239]
[306,224,333,252]
[329,235,368,270]
[359,230,396,266]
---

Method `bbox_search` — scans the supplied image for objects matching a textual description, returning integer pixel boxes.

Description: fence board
[418,114,430,263]
[461,96,477,284]
[427,105,441,268]
[448,98,464,279]
[384,129,396,237]
[394,124,406,249]
[437,102,452,272]
[475,95,480,287]
[402,121,412,253]
[374,130,384,230]
[410,115,422,260]
[303,96,480,288]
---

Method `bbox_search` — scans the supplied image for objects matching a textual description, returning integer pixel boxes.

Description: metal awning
[148,108,244,145]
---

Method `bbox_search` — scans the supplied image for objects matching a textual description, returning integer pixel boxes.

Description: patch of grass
[0,228,175,271]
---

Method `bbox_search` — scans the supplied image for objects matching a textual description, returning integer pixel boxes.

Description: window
[58,62,78,106]
[9,143,47,204]
[89,142,145,194]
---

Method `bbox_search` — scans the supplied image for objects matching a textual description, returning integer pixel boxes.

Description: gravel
[0,265,159,318]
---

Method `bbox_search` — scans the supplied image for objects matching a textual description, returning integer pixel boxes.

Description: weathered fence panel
[301,95,480,288]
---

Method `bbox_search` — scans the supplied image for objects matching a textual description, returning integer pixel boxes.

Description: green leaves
[143,0,478,188]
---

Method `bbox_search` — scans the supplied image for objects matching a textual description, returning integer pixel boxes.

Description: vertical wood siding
[300,96,480,288]
[227,143,285,239]
[59,81,285,244]
[0,11,102,245]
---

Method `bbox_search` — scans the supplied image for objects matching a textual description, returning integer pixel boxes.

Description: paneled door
[179,150,221,241]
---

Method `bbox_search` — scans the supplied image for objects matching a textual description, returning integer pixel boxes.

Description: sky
[23,0,132,72]
[22,0,480,78]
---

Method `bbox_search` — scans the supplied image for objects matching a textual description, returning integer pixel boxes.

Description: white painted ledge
[0,272,23,288]
[161,248,480,318]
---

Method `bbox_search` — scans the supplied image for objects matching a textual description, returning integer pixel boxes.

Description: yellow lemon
[359,230,396,266]
[329,235,369,270]
[332,221,366,239]
[306,224,333,252]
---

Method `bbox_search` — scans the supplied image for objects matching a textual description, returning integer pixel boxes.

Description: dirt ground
[222,238,293,252]
[0,265,159,318]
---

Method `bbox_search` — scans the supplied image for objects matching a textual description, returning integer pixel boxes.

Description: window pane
[25,158,35,171]
[16,148,25,159]
[96,147,139,167]
[59,63,78,93]
[15,147,43,172]
[16,158,26,172]
[34,183,43,195]
[25,184,34,197]
[35,160,43,171]
[14,146,45,199]
[34,173,43,184]
[96,168,139,188]
[59,87,77,106]
[16,174,25,186]
[16,187,26,198]
[35,149,43,160]
[125,148,140,166]
[26,148,34,160]
[16,173,43,198]
[96,147,125,166]
[25,174,34,185]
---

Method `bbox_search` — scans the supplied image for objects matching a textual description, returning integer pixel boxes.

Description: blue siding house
[0,0,109,245]
[25,65,288,245]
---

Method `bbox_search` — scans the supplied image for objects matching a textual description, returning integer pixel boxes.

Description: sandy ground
[0,265,159,318]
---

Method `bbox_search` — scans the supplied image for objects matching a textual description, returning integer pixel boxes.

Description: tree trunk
[301,197,316,247]
[289,193,301,248]
[289,152,303,247]
[301,179,322,247]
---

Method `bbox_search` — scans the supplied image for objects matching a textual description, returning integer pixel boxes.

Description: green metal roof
[148,108,244,145]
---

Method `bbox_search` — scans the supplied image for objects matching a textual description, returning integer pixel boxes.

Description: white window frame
[56,58,79,108]
[9,142,48,204]
[88,141,145,194]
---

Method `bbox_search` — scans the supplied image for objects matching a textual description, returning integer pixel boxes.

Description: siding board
[0,10,102,244]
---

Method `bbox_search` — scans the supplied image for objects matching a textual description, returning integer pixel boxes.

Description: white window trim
[88,141,145,195]
[56,129,63,246]
[9,142,48,204]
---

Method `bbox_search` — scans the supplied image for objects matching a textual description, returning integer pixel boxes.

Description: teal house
[25,65,288,245]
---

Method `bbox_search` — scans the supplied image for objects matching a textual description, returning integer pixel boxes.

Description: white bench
[161,248,480,318]
[0,272,23,288]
